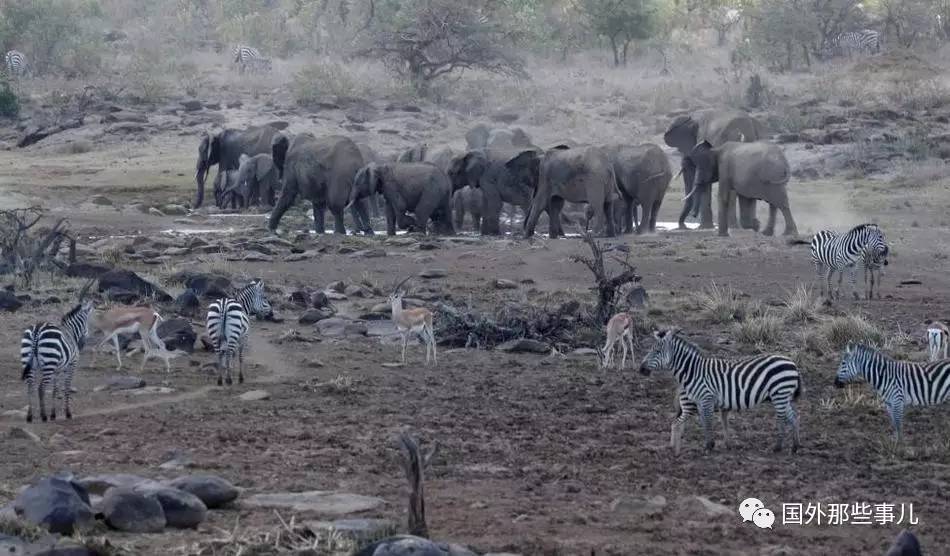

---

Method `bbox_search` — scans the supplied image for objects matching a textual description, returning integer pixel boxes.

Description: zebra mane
[849,223,881,234]
[61,303,86,323]
[849,343,889,362]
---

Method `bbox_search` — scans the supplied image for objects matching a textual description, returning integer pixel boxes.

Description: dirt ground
[2,60,950,555]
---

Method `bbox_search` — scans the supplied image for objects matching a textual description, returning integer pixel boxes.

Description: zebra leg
[720,410,730,447]
[25,373,34,423]
[849,265,859,300]
[886,399,904,443]
[699,397,716,452]
[64,363,76,419]
[671,397,696,455]
[225,352,233,386]
[50,371,60,421]
[113,334,122,371]
[835,269,845,300]
[216,351,224,386]
[38,377,47,422]
[772,410,786,453]
[816,263,826,298]
[788,404,801,453]
[238,341,245,384]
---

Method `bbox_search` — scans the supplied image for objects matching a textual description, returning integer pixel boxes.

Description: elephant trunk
[267,182,297,231]
[271,133,290,181]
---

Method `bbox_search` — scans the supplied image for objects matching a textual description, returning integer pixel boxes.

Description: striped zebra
[639,329,802,455]
[4,50,28,77]
[861,243,889,300]
[833,30,881,57]
[232,45,271,74]
[835,344,950,443]
[810,223,888,300]
[20,300,95,422]
[206,279,272,386]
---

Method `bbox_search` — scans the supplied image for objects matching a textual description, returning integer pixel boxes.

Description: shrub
[0,82,20,118]
[783,284,820,323]
[696,282,745,324]
[292,60,361,104]
[735,314,782,347]
[820,314,884,350]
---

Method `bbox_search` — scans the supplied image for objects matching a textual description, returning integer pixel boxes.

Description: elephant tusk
[682,187,698,203]
[672,167,683,180]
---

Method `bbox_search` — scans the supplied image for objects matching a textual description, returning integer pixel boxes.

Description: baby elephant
[222,153,280,209]
[452,185,483,232]
[347,162,455,236]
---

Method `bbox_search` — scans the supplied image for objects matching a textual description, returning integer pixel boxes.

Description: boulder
[419,268,447,279]
[0,290,22,312]
[180,99,203,111]
[175,289,201,317]
[493,279,518,290]
[97,269,171,302]
[495,338,550,354]
[95,376,146,392]
[157,318,197,353]
[89,194,114,205]
[353,536,476,556]
[241,491,384,515]
[161,204,188,216]
[305,518,396,545]
[311,291,331,309]
[299,309,333,325]
[13,477,94,534]
[166,475,239,508]
[316,318,368,337]
[100,487,166,533]
[885,529,922,556]
[238,390,270,401]
[76,474,158,496]
[64,262,112,279]
[104,287,138,304]
[133,485,207,529]
[175,272,232,298]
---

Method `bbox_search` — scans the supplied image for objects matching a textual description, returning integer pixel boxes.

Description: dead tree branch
[398,431,437,539]
[570,231,641,325]
[0,207,71,287]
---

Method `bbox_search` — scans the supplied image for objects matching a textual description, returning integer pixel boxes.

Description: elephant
[604,143,673,234]
[195,123,285,209]
[452,186,483,232]
[686,140,798,237]
[524,145,619,239]
[663,109,765,229]
[267,133,373,235]
[447,148,541,235]
[347,162,455,236]
[465,124,537,150]
[396,143,428,163]
[425,146,456,173]
[220,153,280,209]
[356,142,384,219]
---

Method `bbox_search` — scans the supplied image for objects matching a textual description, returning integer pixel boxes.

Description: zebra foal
[810,223,888,300]
[835,344,950,443]
[639,329,802,455]
[4,50,28,77]
[20,300,95,422]
[861,243,889,300]
[206,279,272,386]
[232,45,271,74]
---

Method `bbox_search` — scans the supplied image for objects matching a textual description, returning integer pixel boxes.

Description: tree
[366,0,526,94]
[576,0,661,66]
[880,0,937,48]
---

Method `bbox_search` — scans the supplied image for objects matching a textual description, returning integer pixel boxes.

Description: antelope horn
[77,277,96,302]
[392,275,412,295]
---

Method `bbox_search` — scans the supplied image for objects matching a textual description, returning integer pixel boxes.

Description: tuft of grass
[0,517,47,542]
[820,314,884,350]
[696,283,746,324]
[783,284,820,323]
[818,384,881,412]
[734,313,782,347]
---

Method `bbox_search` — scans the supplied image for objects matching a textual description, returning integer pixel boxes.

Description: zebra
[861,242,889,300]
[639,329,802,455]
[835,343,950,443]
[810,223,888,300]
[206,279,272,386]
[232,45,271,74]
[833,30,881,57]
[20,300,95,422]
[4,50,29,77]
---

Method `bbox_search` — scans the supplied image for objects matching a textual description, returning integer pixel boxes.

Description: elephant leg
[738,196,758,231]
[780,206,798,236]
[763,204,778,236]
[717,187,732,237]
[699,185,715,229]
[622,198,634,234]
[351,199,373,235]
[548,197,565,239]
[384,202,397,236]
[312,200,327,234]
[329,204,347,234]
[602,198,616,237]
[481,191,503,235]
[650,199,662,233]
[729,194,741,230]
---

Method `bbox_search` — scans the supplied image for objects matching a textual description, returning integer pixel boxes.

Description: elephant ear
[505,150,540,186]
[271,133,290,180]
[664,115,699,151]
[463,151,487,188]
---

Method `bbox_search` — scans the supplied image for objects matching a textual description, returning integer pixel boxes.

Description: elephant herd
[193,111,798,239]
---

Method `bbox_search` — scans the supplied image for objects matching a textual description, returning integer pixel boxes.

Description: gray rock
[493,279,519,290]
[100,487,166,533]
[0,290,23,312]
[95,376,146,392]
[885,529,922,556]
[344,284,371,298]
[175,289,201,317]
[76,474,159,496]
[610,495,667,517]
[327,280,346,293]
[305,518,396,544]
[299,308,333,325]
[133,485,207,529]
[157,318,197,353]
[14,477,93,534]
[238,390,270,401]
[161,204,188,216]
[418,268,447,279]
[311,291,331,309]
[9,426,42,444]
[316,318,368,337]
[180,99,203,111]
[89,194,113,206]
[353,536,476,556]
[148,207,165,217]
[167,475,239,508]
[495,338,550,354]
[677,495,732,518]
[570,348,598,356]
[242,491,384,515]
[97,269,171,301]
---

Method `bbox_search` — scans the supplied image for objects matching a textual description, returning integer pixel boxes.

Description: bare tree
[0,207,73,287]
[575,0,662,66]
[398,432,438,538]
[571,231,642,325]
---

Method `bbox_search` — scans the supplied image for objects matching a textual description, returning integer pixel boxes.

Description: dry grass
[696,283,746,324]
[820,314,884,350]
[734,313,782,348]
[783,284,820,323]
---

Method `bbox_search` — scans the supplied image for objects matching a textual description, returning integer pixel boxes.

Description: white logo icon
[739,498,765,522]
[753,508,775,529]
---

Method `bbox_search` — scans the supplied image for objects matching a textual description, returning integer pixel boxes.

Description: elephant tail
[271,133,290,181]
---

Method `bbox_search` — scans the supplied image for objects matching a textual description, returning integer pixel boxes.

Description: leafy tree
[576,0,662,66]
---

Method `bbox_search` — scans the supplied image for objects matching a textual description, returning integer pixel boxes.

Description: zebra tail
[22,338,37,381]
[793,374,803,401]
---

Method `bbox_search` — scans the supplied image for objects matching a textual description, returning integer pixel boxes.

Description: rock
[558,300,580,315]
[9,426,41,444]
[100,487,166,533]
[350,248,387,258]
[98,269,171,301]
[354,536,473,556]
[496,338,550,354]
[95,376,146,392]
[241,491,384,515]
[609,495,667,517]
[0,290,22,312]
[161,204,188,216]
[299,309,333,324]
[148,207,165,217]
[175,289,201,317]
[305,518,396,544]
[327,280,346,293]
[2,409,27,420]
[493,279,518,290]
[316,318,368,337]
[128,386,175,396]
[180,99,203,111]
[133,485,207,529]
[677,495,733,518]
[416,242,439,250]
[175,272,232,298]
[570,348,598,356]
[157,318,197,353]
[76,474,159,496]
[89,194,113,206]
[167,475,239,509]
[419,268,447,279]
[64,262,112,279]
[311,291,331,309]
[344,285,371,298]
[885,529,922,556]
[104,287,138,303]
[14,477,94,534]
[238,390,270,401]
[626,286,649,308]
[326,292,347,301]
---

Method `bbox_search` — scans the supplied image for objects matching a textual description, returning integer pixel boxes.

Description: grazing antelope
[929,321,949,362]
[600,311,635,369]
[92,306,166,372]
[390,277,437,366]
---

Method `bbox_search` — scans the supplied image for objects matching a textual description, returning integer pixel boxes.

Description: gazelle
[929,321,949,362]
[600,311,635,369]
[92,306,168,372]
[390,277,437,366]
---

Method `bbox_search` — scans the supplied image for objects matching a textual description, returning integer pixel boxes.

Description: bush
[821,314,884,350]
[735,314,782,347]
[292,60,362,104]
[696,282,746,324]
[0,82,20,118]
[783,284,820,323]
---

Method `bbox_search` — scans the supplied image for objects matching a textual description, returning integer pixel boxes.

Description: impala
[600,311,635,369]
[390,277,437,366]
